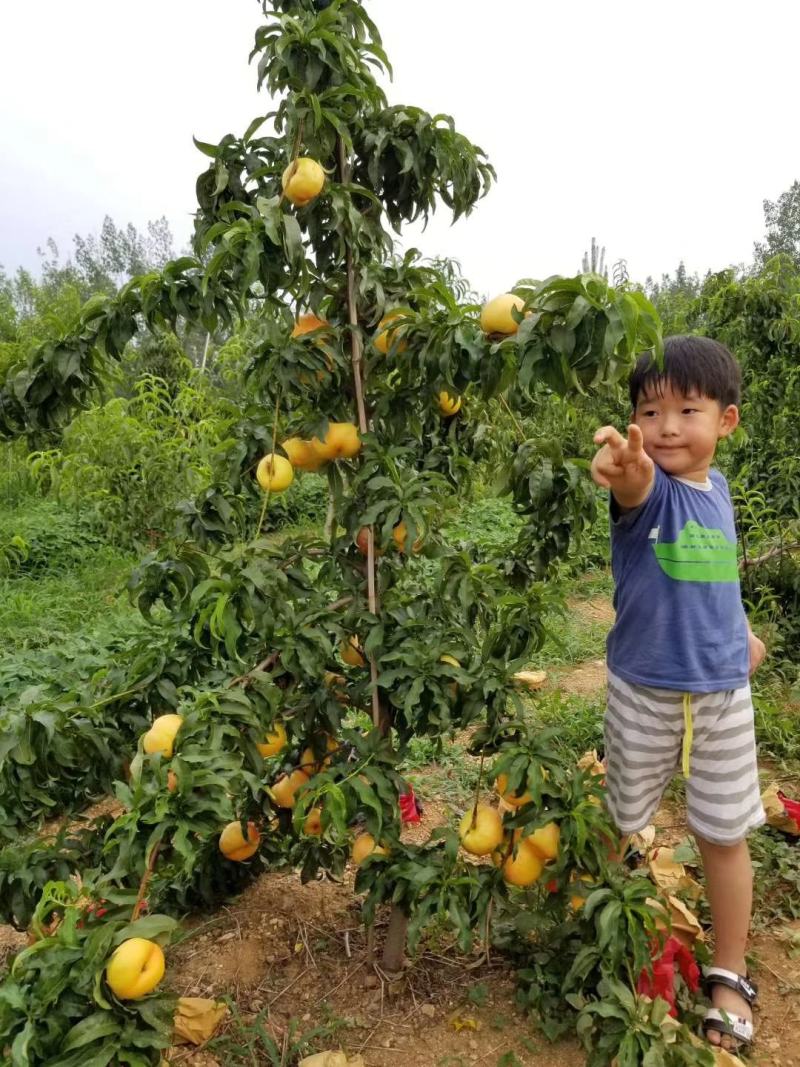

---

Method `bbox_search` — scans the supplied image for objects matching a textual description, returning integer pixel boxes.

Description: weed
[0,543,136,652]
[209,1001,350,1065]
[442,496,524,559]
[528,692,605,762]
[466,981,489,1007]
[749,827,800,926]
[753,692,800,762]
[405,735,478,808]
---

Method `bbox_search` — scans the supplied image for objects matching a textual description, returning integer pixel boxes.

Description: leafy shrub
[0,439,38,507]
[29,375,234,546]
[0,821,111,930]
[0,882,176,1065]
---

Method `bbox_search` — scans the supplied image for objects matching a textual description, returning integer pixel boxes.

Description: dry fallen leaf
[650,1012,746,1067]
[298,1054,365,1067]
[449,1014,480,1032]
[630,825,656,852]
[710,1051,748,1067]
[646,895,704,947]
[512,669,548,690]
[173,998,228,1046]
[648,847,703,901]
[761,783,800,835]
[576,749,605,777]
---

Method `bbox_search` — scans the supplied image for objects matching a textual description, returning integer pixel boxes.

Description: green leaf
[60,1013,120,1052]
[193,137,220,159]
[113,914,178,946]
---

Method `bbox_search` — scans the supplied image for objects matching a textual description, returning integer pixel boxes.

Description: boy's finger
[593,426,625,451]
[627,425,644,453]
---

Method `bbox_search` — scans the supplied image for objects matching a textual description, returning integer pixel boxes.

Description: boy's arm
[591,424,655,510]
[746,620,766,676]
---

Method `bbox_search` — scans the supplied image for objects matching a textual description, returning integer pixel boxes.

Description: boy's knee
[694,832,749,855]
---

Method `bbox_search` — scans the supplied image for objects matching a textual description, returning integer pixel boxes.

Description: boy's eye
[642,409,657,417]
[683,408,698,414]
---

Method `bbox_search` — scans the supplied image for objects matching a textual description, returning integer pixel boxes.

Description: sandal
[702,967,757,1049]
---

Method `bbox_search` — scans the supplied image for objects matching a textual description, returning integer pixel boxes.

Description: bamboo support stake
[337,136,381,732]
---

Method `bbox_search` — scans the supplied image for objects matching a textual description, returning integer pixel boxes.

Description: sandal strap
[703,1008,754,1045]
[703,966,758,1005]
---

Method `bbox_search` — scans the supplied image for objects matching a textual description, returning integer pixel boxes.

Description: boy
[591,335,766,1053]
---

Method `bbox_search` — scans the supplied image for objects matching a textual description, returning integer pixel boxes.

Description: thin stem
[278,118,306,207]
[131,841,162,921]
[337,134,382,732]
[471,750,486,829]
[500,393,526,443]
[742,541,800,568]
[88,685,146,712]
[254,386,282,540]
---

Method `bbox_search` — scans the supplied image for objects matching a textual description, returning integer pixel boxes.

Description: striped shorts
[604,670,765,846]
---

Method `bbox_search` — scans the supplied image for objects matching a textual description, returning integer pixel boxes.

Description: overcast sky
[1,1,797,297]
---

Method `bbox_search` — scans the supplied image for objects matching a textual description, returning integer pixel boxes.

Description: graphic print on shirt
[648,520,739,583]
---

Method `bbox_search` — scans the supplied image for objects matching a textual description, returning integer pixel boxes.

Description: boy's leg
[686,681,763,1050]
[694,835,754,1051]
[603,671,685,838]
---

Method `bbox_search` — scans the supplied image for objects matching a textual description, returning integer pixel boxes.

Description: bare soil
[166,849,584,1067]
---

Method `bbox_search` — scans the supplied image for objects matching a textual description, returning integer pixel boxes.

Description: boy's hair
[629,335,741,409]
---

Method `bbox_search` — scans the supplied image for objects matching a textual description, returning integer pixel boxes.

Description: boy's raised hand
[591,424,655,507]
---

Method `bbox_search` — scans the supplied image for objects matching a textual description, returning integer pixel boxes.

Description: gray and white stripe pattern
[604,670,765,845]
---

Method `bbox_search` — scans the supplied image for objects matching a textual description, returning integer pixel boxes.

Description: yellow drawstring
[682,692,693,778]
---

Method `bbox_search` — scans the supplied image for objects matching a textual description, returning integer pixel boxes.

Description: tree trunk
[381,905,409,976]
[335,136,407,975]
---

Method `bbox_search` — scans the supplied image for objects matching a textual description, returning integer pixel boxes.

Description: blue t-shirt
[606,465,749,693]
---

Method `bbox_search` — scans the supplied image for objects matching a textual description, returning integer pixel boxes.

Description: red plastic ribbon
[399,786,421,824]
[778,790,800,828]
[637,935,700,1017]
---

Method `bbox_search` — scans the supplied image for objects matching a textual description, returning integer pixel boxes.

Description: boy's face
[632,382,739,481]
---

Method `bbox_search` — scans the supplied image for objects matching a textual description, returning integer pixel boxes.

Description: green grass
[529,690,605,760]
[442,496,524,557]
[0,543,136,653]
[405,734,479,808]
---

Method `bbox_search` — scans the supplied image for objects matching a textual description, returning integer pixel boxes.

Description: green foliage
[0,532,28,578]
[115,330,194,396]
[749,826,800,925]
[0,686,143,844]
[754,179,800,270]
[0,498,103,574]
[514,275,662,396]
[0,882,177,1066]
[0,2,666,1063]
[0,542,135,652]
[644,262,703,336]
[0,822,110,931]
[753,693,800,760]
[29,375,233,546]
[442,496,524,559]
[530,692,605,762]
[577,980,713,1067]
[696,255,800,519]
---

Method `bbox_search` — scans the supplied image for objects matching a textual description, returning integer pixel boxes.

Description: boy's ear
[718,404,739,437]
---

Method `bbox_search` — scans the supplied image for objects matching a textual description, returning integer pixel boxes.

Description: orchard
[1,2,799,1066]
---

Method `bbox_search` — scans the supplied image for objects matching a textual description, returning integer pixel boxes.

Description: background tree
[754,178,800,270]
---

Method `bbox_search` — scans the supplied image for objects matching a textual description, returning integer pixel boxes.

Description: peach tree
[0,2,703,1063]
